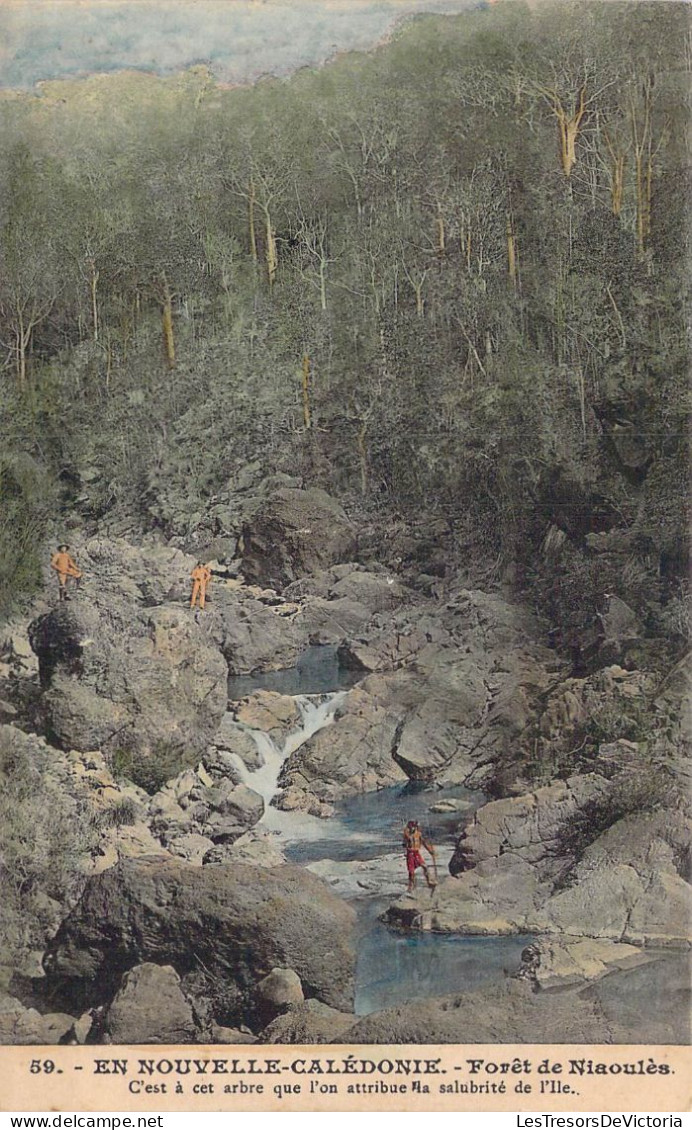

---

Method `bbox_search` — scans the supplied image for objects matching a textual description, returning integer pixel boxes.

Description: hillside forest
[0,0,688,653]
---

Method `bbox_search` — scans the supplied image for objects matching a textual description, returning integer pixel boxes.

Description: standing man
[190,561,212,612]
[403,819,437,893]
[50,544,82,602]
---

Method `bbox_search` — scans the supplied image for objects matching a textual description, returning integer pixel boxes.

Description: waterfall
[231,691,346,837]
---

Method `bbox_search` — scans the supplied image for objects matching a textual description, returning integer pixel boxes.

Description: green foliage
[94,795,139,829]
[110,741,197,795]
[585,697,654,747]
[0,730,98,980]
[553,766,673,885]
[0,454,57,617]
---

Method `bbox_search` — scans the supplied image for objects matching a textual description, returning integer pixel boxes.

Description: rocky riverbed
[0,486,689,1045]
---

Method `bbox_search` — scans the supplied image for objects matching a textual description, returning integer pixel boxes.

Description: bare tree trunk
[575,366,587,440]
[161,275,175,369]
[630,79,655,259]
[506,213,518,286]
[90,261,100,342]
[555,259,565,366]
[610,152,626,217]
[436,205,445,253]
[357,421,368,494]
[105,332,112,393]
[248,179,258,263]
[17,329,26,385]
[265,209,278,287]
[301,353,312,429]
[553,87,587,177]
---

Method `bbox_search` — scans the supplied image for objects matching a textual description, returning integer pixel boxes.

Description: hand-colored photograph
[0,0,689,1058]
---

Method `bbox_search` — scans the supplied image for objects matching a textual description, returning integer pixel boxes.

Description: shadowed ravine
[227,662,531,1015]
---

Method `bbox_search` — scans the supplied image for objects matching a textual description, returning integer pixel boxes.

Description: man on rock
[190,561,212,612]
[50,544,82,602]
[403,819,437,894]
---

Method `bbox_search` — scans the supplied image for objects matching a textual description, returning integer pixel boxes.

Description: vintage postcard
[0,0,689,1114]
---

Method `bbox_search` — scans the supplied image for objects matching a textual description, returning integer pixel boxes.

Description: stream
[227,647,531,1016]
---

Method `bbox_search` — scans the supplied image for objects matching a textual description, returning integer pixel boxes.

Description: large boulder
[276,585,563,803]
[258,999,355,1044]
[206,721,262,774]
[328,569,409,614]
[43,857,356,1026]
[100,963,198,1044]
[29,602,228,768]
[79,537,194,606]
[515,937,651,990]
[538,810,691,945]
[298,597,373,645]
[203,830,287,869]
[345,955,690,1045]
[346,978,613,1045]
[288,563,410,647]
[0,995,77,1046]
[209,587,302,674]
[290,588,561,797]
[252,968,304,1027]
[386,773,691,947]
[201,781,265,844]
[233,691,300,740]
[241,488,356,588]
[278,684,407,803]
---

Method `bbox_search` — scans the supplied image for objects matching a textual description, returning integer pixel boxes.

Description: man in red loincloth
[403,819,437,893]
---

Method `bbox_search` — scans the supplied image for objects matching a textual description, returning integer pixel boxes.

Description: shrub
[0,730,98,982]
[109,741,197,794]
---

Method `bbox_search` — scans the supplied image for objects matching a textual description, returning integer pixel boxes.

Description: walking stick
[429,849,439,895]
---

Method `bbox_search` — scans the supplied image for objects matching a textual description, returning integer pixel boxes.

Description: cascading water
[224,672,530,1014]
[228,691,347,837]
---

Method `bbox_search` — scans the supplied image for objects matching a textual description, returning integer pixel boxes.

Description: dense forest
[0,0,689,651]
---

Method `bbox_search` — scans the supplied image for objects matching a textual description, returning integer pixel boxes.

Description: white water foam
[230,691,347,841]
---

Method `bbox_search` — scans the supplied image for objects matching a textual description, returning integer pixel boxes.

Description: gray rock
[345,957,691,1045]
[598,595,643,665]
[241,488,356,588]
[258,999,356,1044]
[44,858,356,1024]
[0,995,76,1046]
[202,831,286,869]
[210,715,264,772]
[279,685,407,801]
[253,968,304,1026]
[346,978,613,1045]
[516,937,652,990]
[385,778,691,948]
[202,537,238,564]
[167,833,215,865]
[29,600,228,768]
[298,597,373,645]
[100,963,198,1044]
[210,1024,258,1044]
[328,570,409,614]
[538,810,691,946]
[233,691,300,740]
[210,588,302,674]
[202,781,264,842]
[283,573,333,601]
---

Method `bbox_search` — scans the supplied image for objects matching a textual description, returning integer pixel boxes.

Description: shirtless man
[403,819,437,893]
